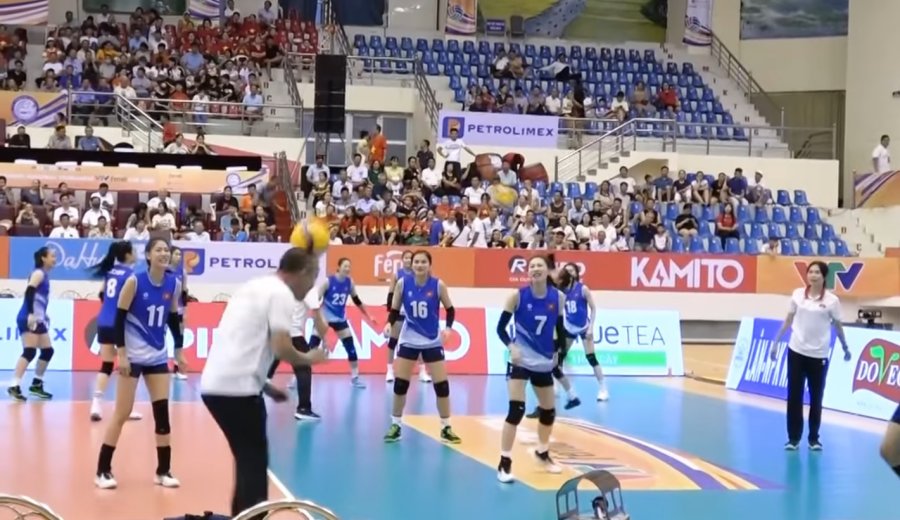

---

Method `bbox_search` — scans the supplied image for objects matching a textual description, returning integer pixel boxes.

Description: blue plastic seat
[820,223,836,241]
[743,239,760,255]
[794,190,810,206]
[803,223,819,240]
[780,239,796,256]
[806,207,821,224]
[689,237,707,253]
[789,206,804,223]
[834,239,851,256]
[771,206,787,223]
[816,240,833,256]
[797,239,814,256]
[724,237,740,254]
[776,190,792,206]
[708,238,724,254]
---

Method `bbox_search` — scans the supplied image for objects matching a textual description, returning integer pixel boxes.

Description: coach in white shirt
[346,154,368,188]
[770,260,850,451]
[873,135,892,174]
[200,248,328,517]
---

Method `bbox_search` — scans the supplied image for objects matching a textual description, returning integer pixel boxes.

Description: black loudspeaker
[313,54,347,134]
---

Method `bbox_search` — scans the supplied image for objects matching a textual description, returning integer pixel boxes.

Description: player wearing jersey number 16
[384,250,432,384]
[495,255,565,483]
[383,250,461,444]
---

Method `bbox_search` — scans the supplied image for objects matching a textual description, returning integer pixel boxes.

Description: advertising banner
[726,317,900,421]
[485,308,684,376]
[755,256,900,299]
[472,250,756,292]
[0,298,74,371]
[445,0,477,35]
[683,0,713,46]
[325,245,476,286]
[0,90,64,126]
[0,162,267,193]
[725,317,828,402]
[8,238,326,284]
[438,110,559,148]
[72,300,489,374]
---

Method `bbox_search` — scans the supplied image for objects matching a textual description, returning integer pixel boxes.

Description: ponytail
[91,240,134,278]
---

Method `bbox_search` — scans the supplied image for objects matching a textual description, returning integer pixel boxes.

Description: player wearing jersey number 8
[495,255,565,483]
[383,250,461,444]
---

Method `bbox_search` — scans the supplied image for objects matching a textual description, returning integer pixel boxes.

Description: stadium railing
[234,499,340,520]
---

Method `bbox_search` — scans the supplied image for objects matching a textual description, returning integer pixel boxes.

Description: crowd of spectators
[300,128,796,254]
[13,4,318,129]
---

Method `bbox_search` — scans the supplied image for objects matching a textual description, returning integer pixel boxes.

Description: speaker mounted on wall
[313,54,347,135]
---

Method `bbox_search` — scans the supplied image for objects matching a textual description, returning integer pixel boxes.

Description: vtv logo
[793,261,863,291]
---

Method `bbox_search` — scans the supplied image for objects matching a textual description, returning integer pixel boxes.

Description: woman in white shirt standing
[769,261,851,451]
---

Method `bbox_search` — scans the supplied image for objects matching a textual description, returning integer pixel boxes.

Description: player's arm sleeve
[496,291,518,347]
[388,278,404,325]
[439,281,455,327]
[114,276,137,348]
[23,270,44,314]
[554,292,566,353]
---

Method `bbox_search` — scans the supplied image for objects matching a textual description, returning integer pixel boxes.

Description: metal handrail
[0,494,63,519]
[115,94,163,152]
[277,150,302,223]
[709,32,785,130]
[283,55,305,132]
[233,499,339,520]
[553,117,836,182]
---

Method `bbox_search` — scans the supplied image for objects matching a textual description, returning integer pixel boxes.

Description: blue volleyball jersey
[395,267,413,316]
[97,265,134,328]
[124,271,179,365]
[563,282,589,333]
[17,269,50,325]
[513,285,561,372]
[322,274,352,323]
[398,274,441,349]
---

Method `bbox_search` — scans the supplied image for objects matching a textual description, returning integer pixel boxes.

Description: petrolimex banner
[727,317,900,421]
[0,299,684,378]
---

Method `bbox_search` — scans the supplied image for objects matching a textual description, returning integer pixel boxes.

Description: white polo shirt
[788,287,841,359]
[873,144,892,174]
[440,138,466,162]
[291,289,321,337]
[200,275,297,396]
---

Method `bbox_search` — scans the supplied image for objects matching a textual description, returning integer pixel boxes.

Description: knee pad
[586,353,599,367]
[433,380,450,398]
[21,348,36,362]
[100,361,114,376]
[551,366,564,380]
[151,399,170,435]
[538,407,556,426]
[505,400,526,426]
[341,337,357,362]
[38,348,54,362]
[393,378,410,396]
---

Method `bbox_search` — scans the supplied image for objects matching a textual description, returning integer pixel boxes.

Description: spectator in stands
[610,167,634,198]
[438,162,463,197]
[82,195,111,231]
[653,166,674,202]
[747,171,771,206]
[185,220,211,242]
[710,172,730,204]
[165,133,190,154]
[632,209,656,252]
[761,235,781,256]
[191,135,214,154]
[727,168,748,206]
[52,194,78,225]
[416,140,434,170]
[693,172,710,204]
[492,50,510,79]
[0,176,12,206]
[673,170,692,202]
[16,203,37,227]
[674,204,699,240]
[253,221,275,242]
[148,191,176,214]
[49,214,79,238]
[543,88,561,115]
[214,187,239,213]
[540,53,580,82]
[123,219,149,241]
[150,202,176,235]
[606,91,628,123]
[88,216,113,238]
[46,125,72,149]
[873,134,891,174]
[78,126,101,151]
[249,205,275,234]
[7,125,29,148]
[125,203,149,230]
[19,180,42,206]
[715,203,740,247]
[369,125,387,166]
[652,224,671,252]
[631,81,653,115]
[655,83,680,112]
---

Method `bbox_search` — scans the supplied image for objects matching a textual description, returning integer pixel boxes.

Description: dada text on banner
[0,162,267,194]
[438,110,559,148]
[7,237,325,283]
[755,256,900,298]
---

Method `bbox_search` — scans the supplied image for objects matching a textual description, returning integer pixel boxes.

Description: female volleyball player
[308,257,375,388]
[7,246,56,402]
[89,241,143,422]
[200,247,328,517]
[169,247,189,381]
[384,250,431,384]
[768,260,850,451]
[95,238,186,489]
[495,255,564,483]
[560,263,608,400]
[383,250,461,444]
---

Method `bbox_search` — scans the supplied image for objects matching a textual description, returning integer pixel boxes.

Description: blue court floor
[3,371,894,520]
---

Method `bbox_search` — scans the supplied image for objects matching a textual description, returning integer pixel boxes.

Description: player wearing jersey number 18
[495,255,565,483]
[95,238,188,490]
[89,241,144,422]
[383,250,461,444]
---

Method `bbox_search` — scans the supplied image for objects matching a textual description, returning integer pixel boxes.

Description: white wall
[710,0,847,93]
[844,0,900,189]
[295,83,419,114]
[387,0,439,31]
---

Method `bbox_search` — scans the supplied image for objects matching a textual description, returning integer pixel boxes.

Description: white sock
[386,365,394,373]
[440,417,450,428]
[501,450,512,458]
[351,366,359,378]
[12,377,20,387]
[566,387,577,400]
[391,415,402,425]
[537,444,549,454]
[594,366,605,383]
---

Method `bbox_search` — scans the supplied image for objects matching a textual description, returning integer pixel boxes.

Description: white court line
[267,469,297,499]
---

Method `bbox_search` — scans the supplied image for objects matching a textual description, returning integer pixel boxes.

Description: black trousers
[266,336,312,412]
[201,394,268,517]
[786,348,829,444]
